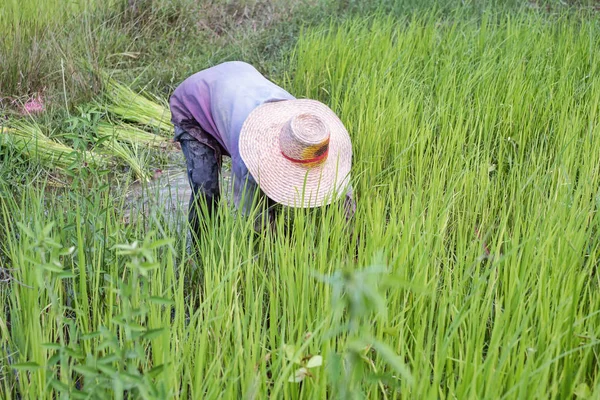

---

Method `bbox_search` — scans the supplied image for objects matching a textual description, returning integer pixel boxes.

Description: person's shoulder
[218,61,257,70]
[215,61,263,76]
[183,62,261,82]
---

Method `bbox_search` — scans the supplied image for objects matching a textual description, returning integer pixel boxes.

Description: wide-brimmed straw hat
[239,99,352,208]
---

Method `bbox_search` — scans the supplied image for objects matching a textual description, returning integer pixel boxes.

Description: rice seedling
[2,101,174,183]
[96,121,172,149]
[94,121,173,181]
[287,12,600,398]
[104,79,173,135]
[97,137,152,182]
[1,121,110,171]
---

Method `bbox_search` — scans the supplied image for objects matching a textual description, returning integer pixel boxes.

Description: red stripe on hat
[281,147,329,164]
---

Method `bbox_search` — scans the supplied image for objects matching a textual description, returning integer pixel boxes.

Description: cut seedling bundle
[1,79,175,181]
[98,79,175,180]
[1,121,109,171]
[104,78,172,135]
[96,122,171,148]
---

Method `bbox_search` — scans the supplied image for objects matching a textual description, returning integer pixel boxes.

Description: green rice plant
[97,137,153,182]
[1,121,110,171]
[0,0,117,42]
[0,0,121,100]
[0,185,182,398]
[104,79,173,135]
[0,176,379,399]
[286,12,600,398]
[96,121,173,149]
[95,121,171,181]
[61,105,167,180]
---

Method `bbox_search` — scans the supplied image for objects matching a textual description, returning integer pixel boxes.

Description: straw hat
[239,99,352,208]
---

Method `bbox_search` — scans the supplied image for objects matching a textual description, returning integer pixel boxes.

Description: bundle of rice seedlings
[97,137,151,182]
[96,121,172,149]
[104,79,172,134]
[1,121,110,171]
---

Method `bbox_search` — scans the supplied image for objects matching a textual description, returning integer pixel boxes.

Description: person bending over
[169,61,355,244]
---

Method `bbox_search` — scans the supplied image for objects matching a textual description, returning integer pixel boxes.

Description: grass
[0,0,321,110]
[0,0,117,106]
[1,1,600,399]
[2,0,596,111]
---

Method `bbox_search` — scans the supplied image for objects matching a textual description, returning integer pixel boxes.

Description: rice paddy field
[1,1,600,399]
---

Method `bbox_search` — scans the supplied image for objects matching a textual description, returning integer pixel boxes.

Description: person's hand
[342,193,359,259]
[253,203,279,236]
[343,193,356,222]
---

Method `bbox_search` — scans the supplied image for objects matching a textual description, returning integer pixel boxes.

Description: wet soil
[121,153,232,223]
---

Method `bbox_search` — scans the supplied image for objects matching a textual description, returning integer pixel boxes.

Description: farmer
[169,61,355,242]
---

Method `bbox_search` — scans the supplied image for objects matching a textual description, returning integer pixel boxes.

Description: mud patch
[122,153,233,224]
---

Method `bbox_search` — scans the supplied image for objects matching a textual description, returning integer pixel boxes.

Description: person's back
[170,61,294,163]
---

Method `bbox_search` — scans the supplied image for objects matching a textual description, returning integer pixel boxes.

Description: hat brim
[239,99,352,208]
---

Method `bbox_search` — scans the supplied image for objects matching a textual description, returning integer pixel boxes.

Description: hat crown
[279,114,330,165]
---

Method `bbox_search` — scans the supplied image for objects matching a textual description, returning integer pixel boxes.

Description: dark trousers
[177,128,222,246]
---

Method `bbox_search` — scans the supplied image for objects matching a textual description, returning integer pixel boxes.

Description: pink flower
[22,95,45,115]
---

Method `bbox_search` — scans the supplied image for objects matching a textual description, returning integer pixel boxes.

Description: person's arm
[343,185,356,222]
[232,170,276,233]
[343,184,359,259]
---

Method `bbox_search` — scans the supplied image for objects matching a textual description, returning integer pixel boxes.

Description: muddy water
[121,153,233,224]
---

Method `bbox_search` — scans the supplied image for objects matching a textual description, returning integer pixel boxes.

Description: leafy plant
[283,343,323,383]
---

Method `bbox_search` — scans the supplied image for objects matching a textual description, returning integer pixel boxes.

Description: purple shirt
[169,61,295,212]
